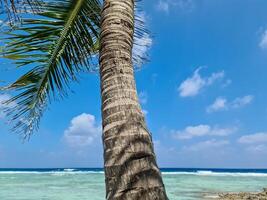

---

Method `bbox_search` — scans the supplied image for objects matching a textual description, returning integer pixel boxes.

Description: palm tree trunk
[99,0,168,199]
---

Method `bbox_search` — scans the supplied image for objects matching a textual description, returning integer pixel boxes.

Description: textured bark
[99,0,168,199]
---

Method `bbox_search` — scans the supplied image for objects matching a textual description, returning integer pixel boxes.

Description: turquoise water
[0,169,267,199]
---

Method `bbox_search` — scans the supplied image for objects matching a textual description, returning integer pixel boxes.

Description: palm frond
[133,3,152,68]
[1,0,101,138]
[0,0,43,25]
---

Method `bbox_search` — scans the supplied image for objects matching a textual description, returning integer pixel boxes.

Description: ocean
[0,168,267,199]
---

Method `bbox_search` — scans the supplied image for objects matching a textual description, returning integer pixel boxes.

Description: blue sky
[1,0,267,168]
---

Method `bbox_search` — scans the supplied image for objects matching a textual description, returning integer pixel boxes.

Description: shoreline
[216,188,267,199]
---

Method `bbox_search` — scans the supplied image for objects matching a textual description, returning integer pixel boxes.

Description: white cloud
[0,94,16,119]
[238,132,267,156]
[142,109,148,116]
[182,139,230,151]
[231,95,254,108]
[207,95,254,113]
[156,0,194,13]
[156,0,169,13]
[178,68,205,97]
[245,145,267,154]
[173,0,194,10]
[206,71,225,85]
[173,124,237,140]
[222,79,232,88]
[138,91,148,104]
[206,97,227,113]
[259,30,267,49]
[139,91,148,115]
[178,68,225,97]
[63,113,101,148]
[238,132,267,144]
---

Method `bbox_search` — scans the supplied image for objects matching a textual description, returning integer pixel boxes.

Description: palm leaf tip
[1,0,101,139]
[133,6,152,68]
[1,0,43,25]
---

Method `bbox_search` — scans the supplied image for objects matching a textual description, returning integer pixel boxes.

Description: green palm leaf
[1,0,101,138]
[1,0,43,24]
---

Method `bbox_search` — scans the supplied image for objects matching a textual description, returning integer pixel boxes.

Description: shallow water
[0,169,267,200]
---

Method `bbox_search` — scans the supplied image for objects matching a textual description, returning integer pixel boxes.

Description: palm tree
[99,0,168,199]
[1,0,169,199]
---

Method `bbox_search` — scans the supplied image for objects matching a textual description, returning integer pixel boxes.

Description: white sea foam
[0,170,266,177]
[0,170,105,175]
[63,168,75,172]
[49,171,105,175]
[161,171,267,177]
[0,171,42,174]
